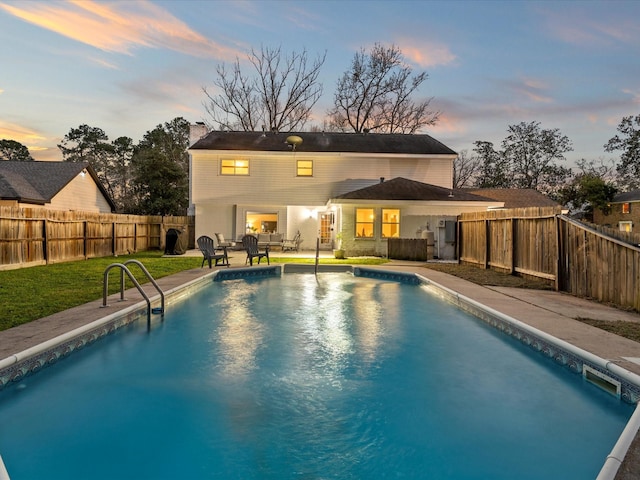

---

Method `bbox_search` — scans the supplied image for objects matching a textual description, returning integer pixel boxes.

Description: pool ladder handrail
[102,260,165,326]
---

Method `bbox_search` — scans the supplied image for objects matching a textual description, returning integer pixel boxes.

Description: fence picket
[0,206,194,270]
[459,206,640,312]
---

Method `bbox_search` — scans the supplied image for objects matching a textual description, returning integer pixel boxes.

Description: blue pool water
[0,273,634,479]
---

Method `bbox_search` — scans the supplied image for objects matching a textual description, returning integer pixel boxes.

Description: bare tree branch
[203,46,325,132]
[328,44,439,133]
[453,150,482,188]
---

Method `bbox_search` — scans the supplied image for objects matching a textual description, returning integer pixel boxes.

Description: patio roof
[332,177,495,202]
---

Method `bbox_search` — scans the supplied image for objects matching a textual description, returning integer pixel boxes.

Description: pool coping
[1,264,640,480]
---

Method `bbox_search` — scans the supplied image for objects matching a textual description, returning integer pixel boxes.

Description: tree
[129,117,190,215]
[472,141,511,188]
[604,114,640,190]
[556,158,619,215]
[0,139,34,161]
[204,45,325,132]
[110,136,135,212]
[327,43,439,133]
[58,124,115,197]
[502,121,573,194]
[557,173,617,217]
[453,150,482,188]
[473,121,572,195]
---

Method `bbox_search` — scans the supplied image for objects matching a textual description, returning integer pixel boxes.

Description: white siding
[48,173,112,213]
[191,149,456,247]
[191,151,454,206]
[336,201,503,258]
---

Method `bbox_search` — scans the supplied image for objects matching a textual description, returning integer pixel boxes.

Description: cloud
[538,7,640,47]
[622,88,640,105]
[398,39,456,68]
[0,121,59,160]
[504,77,553,104]
[88,57,120,70]
[0,0,240,60]
[0,122,47,143]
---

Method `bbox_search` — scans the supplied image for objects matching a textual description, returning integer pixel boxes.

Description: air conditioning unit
[438,219,445,228]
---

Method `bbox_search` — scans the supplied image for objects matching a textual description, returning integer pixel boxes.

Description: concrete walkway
[1,257,640,478]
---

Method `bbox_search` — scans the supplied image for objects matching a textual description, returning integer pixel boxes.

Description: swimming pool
[0,269,636,479]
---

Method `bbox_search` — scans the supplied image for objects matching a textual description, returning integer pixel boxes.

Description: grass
[422,262,640,344]
[270,256,387,265]
[575,318,640,343]
[0,251,202,331]
[421,262,555,290]
[4,252,638,344]
[0,252,388,331]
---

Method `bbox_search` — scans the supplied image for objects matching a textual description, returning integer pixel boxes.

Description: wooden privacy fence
[388,237,435,261]
[0,207,194,270]
[558,217,640,311]
[458,206,640,311]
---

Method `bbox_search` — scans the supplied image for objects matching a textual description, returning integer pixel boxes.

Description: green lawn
[0,251,202,331]
[0,251,387,331]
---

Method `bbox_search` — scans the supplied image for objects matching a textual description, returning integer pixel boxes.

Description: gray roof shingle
[190,131,457,155]
[333,177,498,202]
[464,188,560,208]
[0,161,115,210]
[612,189,640,203]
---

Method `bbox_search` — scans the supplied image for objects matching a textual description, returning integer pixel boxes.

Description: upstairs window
[382,209,400,238]
[622,202,631,214]
[355,208,375,238]
[221,158,249,175]
[297,159,313,177]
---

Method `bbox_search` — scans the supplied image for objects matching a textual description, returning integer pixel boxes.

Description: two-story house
[593,189,640,232]
[189,129,508,258]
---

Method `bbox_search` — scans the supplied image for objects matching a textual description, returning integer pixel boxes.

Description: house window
[297,159,313,177]
[622,202,631,214]
[355,208,375,238]
[381,209,400,238]
[619,221,633,233]
[246,212,278,233]
[221,158,249,175]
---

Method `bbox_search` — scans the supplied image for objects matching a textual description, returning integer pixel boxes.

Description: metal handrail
[102,262,165,328]
[123,259,165,315]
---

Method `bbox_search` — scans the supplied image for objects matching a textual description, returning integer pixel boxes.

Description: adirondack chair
[242,234,270,266]
[282,231,301,252]
[197,235,230,268]
[214,233,236,249]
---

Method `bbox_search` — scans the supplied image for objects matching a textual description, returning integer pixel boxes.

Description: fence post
[456,220,461,261]
[510,218,516,275]
[43,219,49,265]
[484,219,490,269]
[83,220,88,260]
[555,215,561,292]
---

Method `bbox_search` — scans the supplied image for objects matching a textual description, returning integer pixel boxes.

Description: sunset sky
[1,0,639,165]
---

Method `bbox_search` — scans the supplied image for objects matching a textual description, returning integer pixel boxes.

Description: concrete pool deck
[1,255,640,478]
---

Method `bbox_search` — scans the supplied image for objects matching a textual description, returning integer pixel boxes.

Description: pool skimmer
[584,365,622,397]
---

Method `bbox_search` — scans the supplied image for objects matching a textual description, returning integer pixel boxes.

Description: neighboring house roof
[332,177,498,202]
[190,131,457,155]
[612,189,640,203]
[464,188,560,208]
[0,160,116,210]
[0,168,44,203]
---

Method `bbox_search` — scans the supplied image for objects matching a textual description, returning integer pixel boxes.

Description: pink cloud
[539,7,640,47]
[0,0,241,60]
[397,39,456,68]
